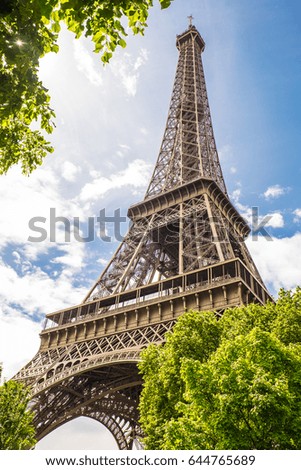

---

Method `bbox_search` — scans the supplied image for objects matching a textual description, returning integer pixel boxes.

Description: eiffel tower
[15,22,272,449]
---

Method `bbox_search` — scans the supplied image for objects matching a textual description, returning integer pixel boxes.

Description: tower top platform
[176,25,205,52]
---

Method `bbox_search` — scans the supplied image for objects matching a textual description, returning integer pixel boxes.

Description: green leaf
[118,38,127,48]
[0,380,36,450]
[51,21,61,33]
[51,44,59,53]
[101,51,113,63]
[160,0,172,9]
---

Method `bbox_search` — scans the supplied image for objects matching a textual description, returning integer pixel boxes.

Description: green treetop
[138,288,301,450]
[0,368,36,449]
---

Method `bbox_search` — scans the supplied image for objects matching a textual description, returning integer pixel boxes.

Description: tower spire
[145,24,227,200]
[188,14,194,27]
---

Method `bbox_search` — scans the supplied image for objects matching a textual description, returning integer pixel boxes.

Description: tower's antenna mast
[188,14,194,27]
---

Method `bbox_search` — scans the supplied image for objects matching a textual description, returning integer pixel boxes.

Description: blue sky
[0,0,301,449]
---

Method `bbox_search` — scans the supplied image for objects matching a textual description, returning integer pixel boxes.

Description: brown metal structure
[15,24,271,449]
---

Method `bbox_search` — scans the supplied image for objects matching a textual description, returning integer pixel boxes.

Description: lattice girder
[17,320,176,395]
[32,364,143,449]
[145,26,226,198]
[85,176,252,302]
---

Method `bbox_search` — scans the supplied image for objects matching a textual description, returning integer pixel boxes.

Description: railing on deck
[43,258,270,330]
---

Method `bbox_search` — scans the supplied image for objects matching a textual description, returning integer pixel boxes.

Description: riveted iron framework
[15,25,271,449]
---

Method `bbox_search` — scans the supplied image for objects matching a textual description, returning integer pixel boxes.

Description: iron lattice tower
[15,25,271,449]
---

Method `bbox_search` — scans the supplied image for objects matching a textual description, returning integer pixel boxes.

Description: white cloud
[293,208,301,222]
[247,233,301,294]
[89,169,101,179]
[0,252,87,380]
[97,257,109,266]
[110,48,149,96]
[12,250,21,264]
[0,251,88,379]
[52,241,86,271]
[0,166,58,248]
[0,307,41,379]
[231,188,241,202]
[134,48,148,70]
[263,184,287,200]
[264,212,284,228]
[231,188,284,229]
[79,159,152,202]
[0,257,86,317]
[116,143,131,158]
[230,188,254,225]
[73,40,103,86]
[0,165,89,270]
[218,144,233,161]
[62,161,81,182]
[244,207,284,230]
[119,143,131,152]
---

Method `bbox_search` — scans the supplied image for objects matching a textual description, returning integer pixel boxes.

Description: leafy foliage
[0,378,36,449]
[138,288,301,449]
[139,311,220,449]
[0,0,174,174]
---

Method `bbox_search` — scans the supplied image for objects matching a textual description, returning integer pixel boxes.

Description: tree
[0,367,36,450]
[138,288,301,449]
[138,311,220,449]
[0,0,174,175]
